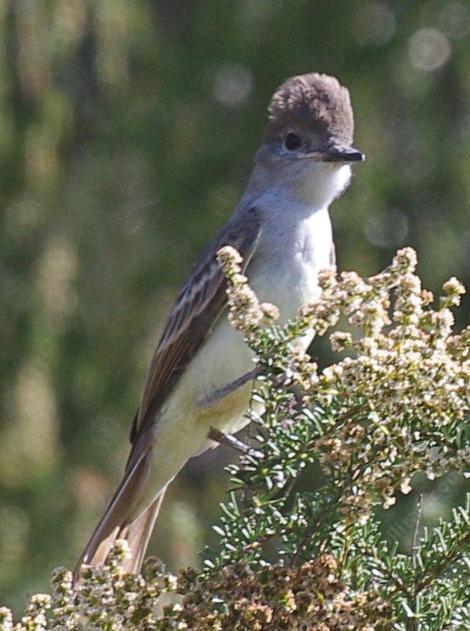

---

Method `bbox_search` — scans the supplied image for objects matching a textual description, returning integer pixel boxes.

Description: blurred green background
[0,0,469,610]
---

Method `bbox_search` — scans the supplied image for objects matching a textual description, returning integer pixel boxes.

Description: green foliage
[1,250,468,629]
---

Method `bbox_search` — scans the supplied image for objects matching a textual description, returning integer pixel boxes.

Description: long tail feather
[120,489,167,574]
[73,447,156,582]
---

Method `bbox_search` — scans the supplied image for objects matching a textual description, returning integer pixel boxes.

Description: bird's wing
[130,206,262,447]
[74,210,261,580]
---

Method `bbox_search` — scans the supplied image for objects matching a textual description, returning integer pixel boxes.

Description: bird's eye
[284,132,302,151]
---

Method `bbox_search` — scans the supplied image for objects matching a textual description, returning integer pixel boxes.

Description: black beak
[323,146,365,163]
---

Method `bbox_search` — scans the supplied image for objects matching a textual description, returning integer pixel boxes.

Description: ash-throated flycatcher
[75,72,364,579]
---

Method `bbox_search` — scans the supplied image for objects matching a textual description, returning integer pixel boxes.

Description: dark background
[0,0,469,610]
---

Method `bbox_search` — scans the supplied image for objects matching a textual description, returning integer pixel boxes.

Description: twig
[409,494,423,631]
[412,494,423,570]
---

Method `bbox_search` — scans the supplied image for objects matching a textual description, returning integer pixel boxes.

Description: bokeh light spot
[212,64,253,107]
[408,28,451,72]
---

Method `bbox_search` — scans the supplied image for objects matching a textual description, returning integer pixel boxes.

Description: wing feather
[130,207,261,444]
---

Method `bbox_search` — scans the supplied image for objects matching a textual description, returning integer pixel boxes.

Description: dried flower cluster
[0,547,392,630]
[306,249,468,513]
[0,543,178,630]
[220,245,469,515]
[217,246,280,335]
[1,248,469,629]
[164,554,391,630]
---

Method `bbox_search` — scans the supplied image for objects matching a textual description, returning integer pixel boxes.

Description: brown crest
[265,73,354,149]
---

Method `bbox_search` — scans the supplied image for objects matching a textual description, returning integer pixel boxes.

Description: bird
[74,72,364,580]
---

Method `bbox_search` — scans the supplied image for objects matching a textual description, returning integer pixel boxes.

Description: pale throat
[246,158,352,213]
[284,161,352,209]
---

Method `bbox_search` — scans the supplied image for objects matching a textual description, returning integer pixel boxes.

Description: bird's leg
[208,426,251,454]
[197,367,262,408]
[203,366,264,457]
[208,426,264,459]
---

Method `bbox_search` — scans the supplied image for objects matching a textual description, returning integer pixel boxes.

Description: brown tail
[73,445,166,582]
[120,490,166,573]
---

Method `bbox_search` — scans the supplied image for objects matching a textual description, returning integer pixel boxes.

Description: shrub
[2,248,469,630]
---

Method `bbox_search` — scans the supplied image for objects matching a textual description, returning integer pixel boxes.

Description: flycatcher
[74,72,364,579]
